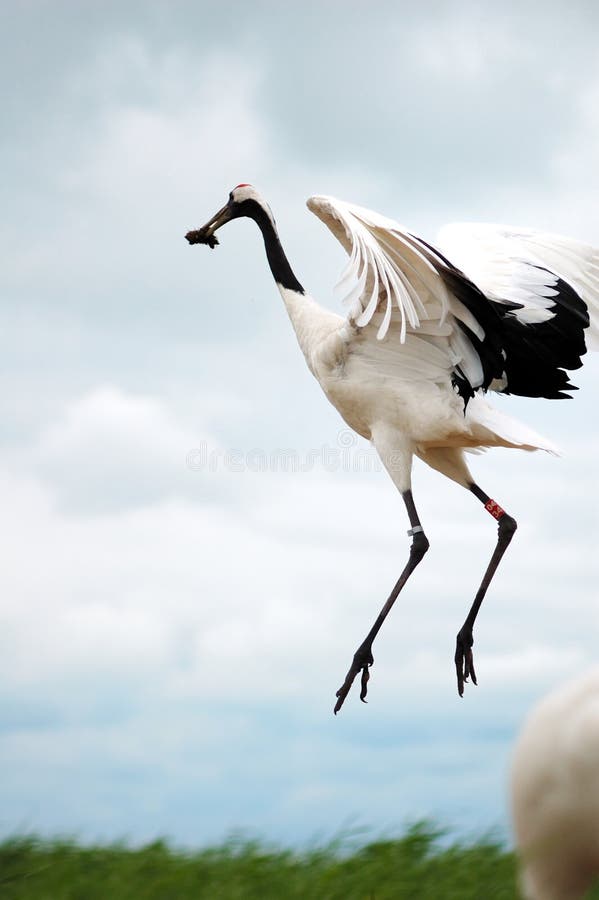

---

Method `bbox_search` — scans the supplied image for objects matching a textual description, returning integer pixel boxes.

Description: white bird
[185,184,599,713]
[511,668,599,900]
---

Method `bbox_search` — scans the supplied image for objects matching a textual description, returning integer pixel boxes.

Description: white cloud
[409,8,531,81]
[2,39,274,332]
[62,41,266,198]
[25,385,219,512]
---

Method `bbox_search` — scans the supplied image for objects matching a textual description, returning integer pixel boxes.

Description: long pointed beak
[185,203,233,248]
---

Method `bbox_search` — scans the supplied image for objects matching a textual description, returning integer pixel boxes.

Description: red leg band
[485,499,505,520]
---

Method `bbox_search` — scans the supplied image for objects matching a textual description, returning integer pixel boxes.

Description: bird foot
[334,643,374,714]
[455,627,477,697]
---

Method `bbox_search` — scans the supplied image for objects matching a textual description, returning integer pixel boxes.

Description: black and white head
[185,184,275,248]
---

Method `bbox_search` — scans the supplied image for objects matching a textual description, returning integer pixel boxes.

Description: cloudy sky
[1,0,598,848]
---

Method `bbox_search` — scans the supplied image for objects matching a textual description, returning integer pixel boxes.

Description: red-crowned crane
[511,668,599,900]
[185,184,599,713]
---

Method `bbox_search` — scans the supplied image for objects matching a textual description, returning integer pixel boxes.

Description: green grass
[0,823,523,899]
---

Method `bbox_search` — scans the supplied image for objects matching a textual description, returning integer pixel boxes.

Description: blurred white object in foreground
[511,668,599,899]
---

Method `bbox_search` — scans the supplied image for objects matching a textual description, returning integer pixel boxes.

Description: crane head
[185,184,274,248]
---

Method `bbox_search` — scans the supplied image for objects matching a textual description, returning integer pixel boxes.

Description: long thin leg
[454,483,517,697]
[333,489,429,714]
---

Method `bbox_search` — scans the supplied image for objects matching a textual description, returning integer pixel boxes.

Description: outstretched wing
[307,195,506,398]
[308,196,596,401]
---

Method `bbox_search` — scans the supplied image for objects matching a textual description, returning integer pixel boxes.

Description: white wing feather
[308,196,450,343]
[307,195,498,391]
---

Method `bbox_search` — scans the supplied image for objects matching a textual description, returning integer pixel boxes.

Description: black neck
[248,204,305,294]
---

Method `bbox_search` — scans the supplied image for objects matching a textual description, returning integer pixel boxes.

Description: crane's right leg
[334,435,428,714]
[333,488,429,713]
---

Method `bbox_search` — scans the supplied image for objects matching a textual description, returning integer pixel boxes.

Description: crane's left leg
[454,484,517,696]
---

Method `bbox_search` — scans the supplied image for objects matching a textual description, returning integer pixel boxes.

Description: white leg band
[407,525,424,537]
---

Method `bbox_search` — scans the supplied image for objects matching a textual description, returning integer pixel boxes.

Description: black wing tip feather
[491,274,589,400]
[437,259,590,403]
